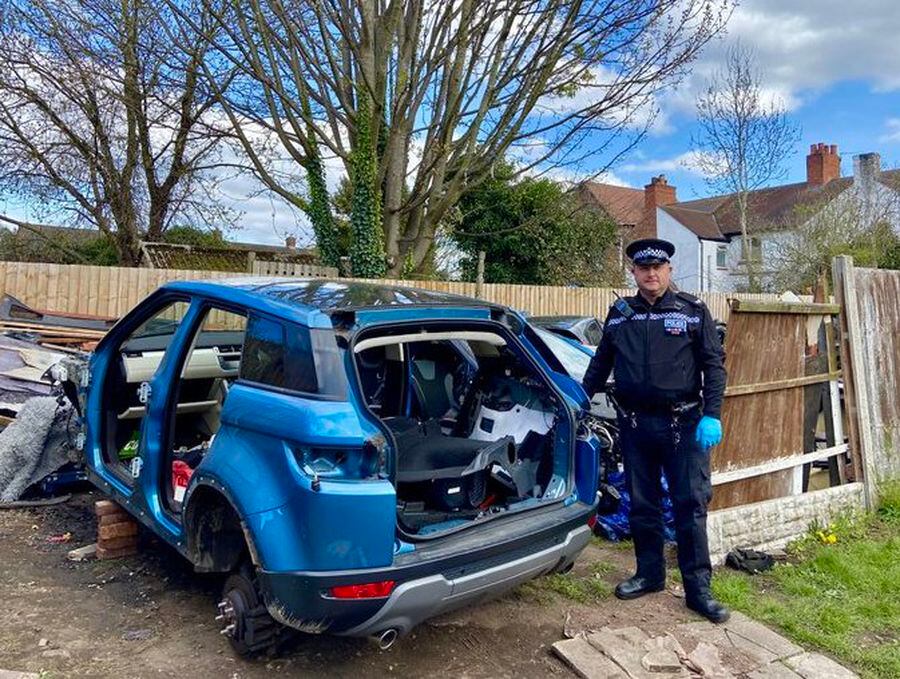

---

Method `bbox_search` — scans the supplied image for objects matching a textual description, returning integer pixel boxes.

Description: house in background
[581,144,900,292]
[576,173,678,271]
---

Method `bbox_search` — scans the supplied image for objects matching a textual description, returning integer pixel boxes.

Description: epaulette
[675,291,705,307]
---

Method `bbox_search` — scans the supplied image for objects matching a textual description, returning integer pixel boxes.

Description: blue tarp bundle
[593,470,676,542]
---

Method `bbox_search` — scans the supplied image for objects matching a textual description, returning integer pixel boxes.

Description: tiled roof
[660,205,726,240]
[663,169,900,240]
[578,182,645,226]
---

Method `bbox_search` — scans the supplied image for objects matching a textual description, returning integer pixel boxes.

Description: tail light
[328,580,395,599]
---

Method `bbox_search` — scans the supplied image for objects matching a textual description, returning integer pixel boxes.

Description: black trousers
[618,409,712,599]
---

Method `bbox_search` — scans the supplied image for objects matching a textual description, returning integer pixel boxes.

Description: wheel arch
[183,483,260,572]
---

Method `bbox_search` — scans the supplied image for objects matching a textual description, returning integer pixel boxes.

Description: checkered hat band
[633,247,668,260]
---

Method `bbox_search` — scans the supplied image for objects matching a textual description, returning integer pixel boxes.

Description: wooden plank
[724,371,841,397]
[833,256,873,507]
[846,266,900,494]
[711,444,849,486]
[730,299,841,315]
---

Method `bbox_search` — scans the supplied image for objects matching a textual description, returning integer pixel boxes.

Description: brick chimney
[284,235,297,250]
[806,143,840,186]
[644,174,677,211]
[641,175,677,238]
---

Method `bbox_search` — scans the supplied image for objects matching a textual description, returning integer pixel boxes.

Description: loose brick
[99,512,131,526]
[95,500,127,517]
[98,521,138,541]
[97,544,138,560]
[97,535,138,551]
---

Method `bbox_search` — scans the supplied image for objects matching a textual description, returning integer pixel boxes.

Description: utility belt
[612,397,701,417]
[608,393,700,445]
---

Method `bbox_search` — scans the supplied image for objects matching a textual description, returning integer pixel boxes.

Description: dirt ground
[0,491,704,678]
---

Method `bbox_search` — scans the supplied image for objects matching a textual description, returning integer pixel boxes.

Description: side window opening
[240,315,318,393]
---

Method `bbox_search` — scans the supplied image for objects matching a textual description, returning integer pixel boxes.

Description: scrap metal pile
[0,295,113,502]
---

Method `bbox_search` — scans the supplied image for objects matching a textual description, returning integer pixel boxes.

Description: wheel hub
[216,589,248,638]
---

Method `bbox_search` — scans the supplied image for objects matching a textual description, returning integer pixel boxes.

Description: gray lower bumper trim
[341,524,591,637]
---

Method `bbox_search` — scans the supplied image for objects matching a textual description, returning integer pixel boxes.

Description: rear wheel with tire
[217,563,282,657]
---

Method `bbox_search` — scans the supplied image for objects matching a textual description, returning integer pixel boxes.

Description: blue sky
[607,0,900,200]
[3,0,899,246]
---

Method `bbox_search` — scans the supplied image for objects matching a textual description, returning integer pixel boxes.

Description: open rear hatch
[351,322,573,538]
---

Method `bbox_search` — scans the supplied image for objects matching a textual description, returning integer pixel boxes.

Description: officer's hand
[695,416,722,450]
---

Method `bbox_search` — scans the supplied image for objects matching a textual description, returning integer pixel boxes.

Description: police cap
[626,238,675,265]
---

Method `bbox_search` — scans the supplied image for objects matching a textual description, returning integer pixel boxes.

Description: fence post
[246,251,256,274]
[833,255,875,508]
[475,251,485,299]
[339,256,352,278]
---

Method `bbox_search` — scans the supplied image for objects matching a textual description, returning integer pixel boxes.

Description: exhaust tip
[371,628,399,650]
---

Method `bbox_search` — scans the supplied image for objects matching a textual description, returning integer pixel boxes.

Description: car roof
[160,278,505,327]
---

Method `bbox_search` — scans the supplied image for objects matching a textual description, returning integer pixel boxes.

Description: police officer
[581,237,729,623]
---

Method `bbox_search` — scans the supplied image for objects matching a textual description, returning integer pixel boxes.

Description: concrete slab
[609,626,652,646]
[687,640,735,678]
[641,648,683,673]
[0,672,40,679]
[552,635,628,679]
[588,629,689,679]
[784,652,860,679]
[675,620,779,668]
[724,612,804,659]
[747,662,805,679]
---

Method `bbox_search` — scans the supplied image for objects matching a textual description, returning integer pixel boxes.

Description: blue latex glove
[695,416,722,450]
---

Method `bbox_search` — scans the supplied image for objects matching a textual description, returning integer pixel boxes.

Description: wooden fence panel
[712,310,806,509]
[835,256,900,504]
[0,261,796,322]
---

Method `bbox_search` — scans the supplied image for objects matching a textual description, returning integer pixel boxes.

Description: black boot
[686,594,730,623]
[614,575,666,600]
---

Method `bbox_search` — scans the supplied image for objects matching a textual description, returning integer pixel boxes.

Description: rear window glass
[241,316,318,393]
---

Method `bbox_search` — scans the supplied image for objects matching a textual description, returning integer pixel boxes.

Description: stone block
[724,612,803,659]
[784,652,859,679]
[587,629,687,678]
[641,648,682,673]
[687,641,733,679]
[747,662,804,679]
[66,543,98,561]
[552,635,628,679]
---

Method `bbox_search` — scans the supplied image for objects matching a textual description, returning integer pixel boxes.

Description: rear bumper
[257,500,594,636]
[341,523,590,637]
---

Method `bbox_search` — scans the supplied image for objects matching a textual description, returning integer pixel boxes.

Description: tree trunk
[349,90,386,278]
[304,153,341,268]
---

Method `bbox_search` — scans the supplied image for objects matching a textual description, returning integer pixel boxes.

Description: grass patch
[529,571,614,604]
[711,483,900,679]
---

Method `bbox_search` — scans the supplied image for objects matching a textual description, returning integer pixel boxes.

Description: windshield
[533,326,591,381]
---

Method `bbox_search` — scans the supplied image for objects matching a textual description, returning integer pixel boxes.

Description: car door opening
[352,324,573,536]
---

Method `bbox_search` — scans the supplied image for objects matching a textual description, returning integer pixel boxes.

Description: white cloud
[664,0,900,118]
[880,118,900,144]
[619,150,722,178]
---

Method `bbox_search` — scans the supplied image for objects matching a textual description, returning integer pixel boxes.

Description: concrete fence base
[707,482,866,563]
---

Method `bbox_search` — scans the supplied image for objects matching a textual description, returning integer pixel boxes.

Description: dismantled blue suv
[62,279,600,654]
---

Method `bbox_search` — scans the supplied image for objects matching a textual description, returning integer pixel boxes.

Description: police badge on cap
[626,238,675,265]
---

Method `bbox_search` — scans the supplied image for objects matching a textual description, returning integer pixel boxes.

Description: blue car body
[73,279,599,643]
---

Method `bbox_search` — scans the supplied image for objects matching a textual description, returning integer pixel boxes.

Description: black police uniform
[581,252,726,608]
